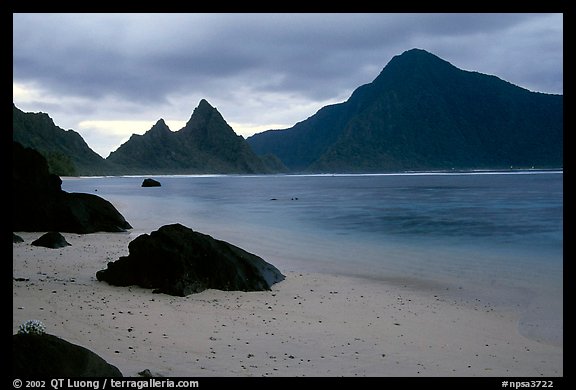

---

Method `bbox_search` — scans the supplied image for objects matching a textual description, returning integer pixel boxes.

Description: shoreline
[13,231,562,377]
[61,168,564,180]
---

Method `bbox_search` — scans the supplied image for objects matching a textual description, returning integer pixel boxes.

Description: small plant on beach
[17,320,46,335]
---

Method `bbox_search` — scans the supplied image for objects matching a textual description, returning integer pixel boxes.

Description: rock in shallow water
[141,178,161,187]
[96,223,285,296]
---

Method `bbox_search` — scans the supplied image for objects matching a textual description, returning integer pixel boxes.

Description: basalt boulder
[31,232,71,249]
[96,223,285,296]
[13,142,132,233]
[12,333,123,377]
[141,178,161,187]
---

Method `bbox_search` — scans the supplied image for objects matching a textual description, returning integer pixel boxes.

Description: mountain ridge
[13,48,562,175]
[13,99,286,175]
[106,99,279,174]
[248,48,562,172]
[12,104,118,176]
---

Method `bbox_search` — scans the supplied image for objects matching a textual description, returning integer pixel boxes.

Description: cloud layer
[13,13,563,157]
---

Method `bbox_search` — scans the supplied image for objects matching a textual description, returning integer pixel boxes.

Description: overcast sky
[13,13,563,158]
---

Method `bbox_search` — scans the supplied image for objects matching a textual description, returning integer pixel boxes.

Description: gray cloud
[13,13,563,157]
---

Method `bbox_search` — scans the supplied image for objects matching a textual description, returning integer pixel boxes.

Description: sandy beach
[13,231,562,377]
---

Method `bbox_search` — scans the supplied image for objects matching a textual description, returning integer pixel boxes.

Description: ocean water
[62,171,563,345]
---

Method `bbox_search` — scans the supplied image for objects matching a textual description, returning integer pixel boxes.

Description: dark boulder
[96,223,285,296]
[55,192,132,233]
[13,333,123,377]
[31,232,71,249]
[13,142,132,233]
[141,178,161,187]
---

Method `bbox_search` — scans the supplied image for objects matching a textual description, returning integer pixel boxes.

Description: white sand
[13,232,562,377]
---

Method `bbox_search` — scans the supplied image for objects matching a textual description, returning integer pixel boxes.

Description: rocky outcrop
[13,333,123,377]
[248,48,562,172]
[106,100,277,174]
[142,178,161,187]
[96,223,285,296]
[13,142,132,233]
[56,192,132,233]
[13,104,119,176]
[31,232,71,249]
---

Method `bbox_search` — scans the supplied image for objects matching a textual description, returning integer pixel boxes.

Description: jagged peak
[182,99,223,130]
[197,99,214,110]
[189,98,214,115]
[145,118,172,138]
[188,99,216,121]
[152,118,170,129]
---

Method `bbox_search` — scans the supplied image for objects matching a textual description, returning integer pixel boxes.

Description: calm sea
[62,171,563,345]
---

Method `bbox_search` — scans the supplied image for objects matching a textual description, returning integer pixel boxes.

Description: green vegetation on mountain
[12,104,117,176]
[248,49,563,172]
[13,49,562,175]
[13,100,286,175]
[107,99,283,174]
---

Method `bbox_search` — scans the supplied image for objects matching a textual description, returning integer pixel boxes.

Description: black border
[9,2,570,386]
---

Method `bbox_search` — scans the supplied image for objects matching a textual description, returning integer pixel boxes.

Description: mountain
[107,99,282,174]
[12,104,119,176]
[247,48,563,172]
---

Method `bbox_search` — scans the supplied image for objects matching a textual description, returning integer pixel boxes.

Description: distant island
[13,48,562,176]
